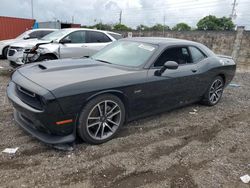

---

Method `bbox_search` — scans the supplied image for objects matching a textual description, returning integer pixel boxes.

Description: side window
[189,46,206,63]
[87,31,111,43]
[66,31,86,43]
[29,31,43,39]
[154,47,192,67]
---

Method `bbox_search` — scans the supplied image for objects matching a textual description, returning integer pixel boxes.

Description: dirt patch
[0,72,250,188]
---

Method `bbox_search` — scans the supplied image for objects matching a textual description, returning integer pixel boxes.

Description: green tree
[197,15,235,30]
[150,24,170,31]
[172,23,191,31]
[136,24,149,31]
[113,23,132,31]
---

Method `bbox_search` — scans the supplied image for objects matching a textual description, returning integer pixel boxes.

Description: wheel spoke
[97,104,103,116]
[87,121,101,128]
[104,122,113,132]
[101,124,105,138]
[107,119,119,126]
[95,123,102,137]
[107,104,118,116]
[88,116,100,120]
[108,110,121,119]
[104,101,107,115]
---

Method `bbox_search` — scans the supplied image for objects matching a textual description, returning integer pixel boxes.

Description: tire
[36,54,56,62]
[77,94,125,144]
[2,46,9,59]
[201,76,224,106]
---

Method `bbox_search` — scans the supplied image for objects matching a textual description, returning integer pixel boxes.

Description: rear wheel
[202,76,224,106]
[36,54,56,62]
[77,94,125,144]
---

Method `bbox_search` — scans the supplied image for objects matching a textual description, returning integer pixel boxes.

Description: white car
[0,28,57,59]
[8,28,122,67]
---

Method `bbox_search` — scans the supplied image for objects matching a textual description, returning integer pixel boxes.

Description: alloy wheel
[86,100,121,140]
[209,79,224,104]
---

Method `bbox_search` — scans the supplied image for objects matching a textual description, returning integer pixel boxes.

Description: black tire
[2,46,9,59]
[77,94,125,144]
[201,76,224,106]
[36,54,56,62]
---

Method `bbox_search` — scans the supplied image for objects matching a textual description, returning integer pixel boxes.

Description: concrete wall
[118,27,249,66]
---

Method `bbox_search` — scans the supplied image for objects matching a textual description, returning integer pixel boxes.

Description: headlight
[15,47,24,52]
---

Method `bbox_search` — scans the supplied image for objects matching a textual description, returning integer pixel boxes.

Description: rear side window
[87,31,111,43]
[189,46,206,63]
[108,33,122,40]
[154,47,192,67]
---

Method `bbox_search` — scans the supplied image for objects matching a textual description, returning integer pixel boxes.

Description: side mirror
[60,38,71,44]
[23,35,31,40]
[154,61,178,76]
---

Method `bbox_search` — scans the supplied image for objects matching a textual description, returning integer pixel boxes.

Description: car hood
[10,39,50,49]
[17,58,135,95]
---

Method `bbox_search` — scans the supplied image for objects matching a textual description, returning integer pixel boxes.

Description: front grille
[8,49,15,56]
[16,85,43,110]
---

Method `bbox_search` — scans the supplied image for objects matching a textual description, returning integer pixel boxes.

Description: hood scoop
[38,64,47,70]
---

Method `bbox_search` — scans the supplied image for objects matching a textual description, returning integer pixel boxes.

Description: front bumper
[7,76,76,145]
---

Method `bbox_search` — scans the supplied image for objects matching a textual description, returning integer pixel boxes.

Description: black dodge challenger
[7,37,236,145]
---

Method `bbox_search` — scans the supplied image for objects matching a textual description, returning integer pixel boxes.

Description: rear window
[108,33,122,40]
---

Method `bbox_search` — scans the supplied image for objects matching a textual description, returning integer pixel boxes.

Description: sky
[0,0,250,29]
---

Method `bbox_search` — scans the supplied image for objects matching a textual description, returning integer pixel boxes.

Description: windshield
[92,41,156,67]
[16,31,30,39]
[41,30,70,41]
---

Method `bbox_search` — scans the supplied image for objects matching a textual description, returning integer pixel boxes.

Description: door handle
[191,69,197,73]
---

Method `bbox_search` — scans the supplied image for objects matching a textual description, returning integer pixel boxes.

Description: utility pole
[163,15,165,37]
[31,0,34,19]
[230,0,237,20]
[119,10,122,24]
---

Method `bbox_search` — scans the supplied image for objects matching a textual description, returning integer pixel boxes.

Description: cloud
[0,0,249,29]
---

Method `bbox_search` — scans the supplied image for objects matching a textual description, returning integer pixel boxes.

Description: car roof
[60,28,121,35]
[31,28,58,31]
[122,37,199,46]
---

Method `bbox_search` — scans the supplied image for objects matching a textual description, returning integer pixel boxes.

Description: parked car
[7,37,236,145]
[8,28,122,67]
[0,28,57,59]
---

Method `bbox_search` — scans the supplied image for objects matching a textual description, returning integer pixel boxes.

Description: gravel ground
[0,59,250,188]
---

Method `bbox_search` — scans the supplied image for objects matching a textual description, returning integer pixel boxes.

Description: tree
[150,24,170,31]
[93,23,113,30]
[113,23,132,31]
[172,23,191,31]
[197,15,235,30]
[136,24,150,31]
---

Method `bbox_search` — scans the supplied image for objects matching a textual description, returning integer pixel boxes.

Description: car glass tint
[87,31,111,43]
[67,31,86,43]
[92,41,156,67]
[29,31,43,39]
[154,47,192,67]
[108,33,122,40]
[41,31,54,38]
[189,46,206,63]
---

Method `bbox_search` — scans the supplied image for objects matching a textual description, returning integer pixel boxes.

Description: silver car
[0,28,57,59]
[8,28,122,67]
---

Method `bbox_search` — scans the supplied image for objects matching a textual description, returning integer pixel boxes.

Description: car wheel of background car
[2,46,9,59]
[77,94,125,144]
[202,76,224,106]
[36,54,56,62]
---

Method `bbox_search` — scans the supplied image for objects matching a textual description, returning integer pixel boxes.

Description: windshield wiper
[94,59,112,64]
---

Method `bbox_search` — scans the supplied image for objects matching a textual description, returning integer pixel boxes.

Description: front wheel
[77,94,125,144]
[201,76,224,106]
